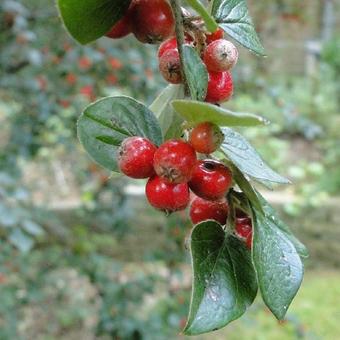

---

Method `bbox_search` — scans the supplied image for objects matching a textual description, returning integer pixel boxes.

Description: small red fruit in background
[154,139,197,183]
[159,49,182,84]
[190,196,228,225]
[205,27,224,44]
[189,160,233,200]
[205,71,233,103]
[106,14,132,39]
[189,122,224,154]
[146,176,190,212]
[204,39,239,72]
[130,0,175,44]
[235,209,253,249]
[117,136,157,178]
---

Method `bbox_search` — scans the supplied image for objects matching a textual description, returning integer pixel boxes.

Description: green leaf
[252,207,304,320]
[172,100,268,126]
[77,96,163,172]
[149,85,185,140]
[184,221,257,335]
[211,0,265,56]
[182,46,208,101]
[256,193,309,259]
[185,0,218,33]
[220,128,290,185]
[57,0,131,44]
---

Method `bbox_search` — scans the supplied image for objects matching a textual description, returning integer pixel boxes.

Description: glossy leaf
[252,207,304,320]
[221,128,290,184]
[182,46,208,101]
[149,85,185,139]
[211,0,265,56]
[77,96,163,172]
[172,100,268,126]
[184,221,257,335]
[57,0,131,44]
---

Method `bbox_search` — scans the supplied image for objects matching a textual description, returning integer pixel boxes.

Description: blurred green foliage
[1,0,340,338]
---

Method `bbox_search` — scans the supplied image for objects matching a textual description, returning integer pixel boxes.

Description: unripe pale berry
[189,160,233,200]
[189,122,224,154]
[159,49,182,84]
[130,0,175,44]
[146,175,190,212]
[205,71,233,103]
[153,139,197,184]
[204,39,238,72]
[117,136,157,178]
[190,196,228,225]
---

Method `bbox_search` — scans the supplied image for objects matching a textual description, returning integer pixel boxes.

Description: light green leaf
[172,100,268,126]
[221,128,290,184]
[77,96,163,172]
[184,221,257,335]
[57,0,131,44]
[252,207,304,320]
[182,46,208,101]
[211,0,265,56]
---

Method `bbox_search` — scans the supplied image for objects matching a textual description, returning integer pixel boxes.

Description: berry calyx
[190,196,228,225]
[106,14,132,39]
[159,48,182,84]
[153,139,197,183]
[205,71,233,103]
[205,28,224,45]
[204,39,239,72]
[189,122,224,154]
[117,136,157,178]
[235,210,253,249]
[189,160,233,200]
[130,0,175,44]
[146,176,190,212]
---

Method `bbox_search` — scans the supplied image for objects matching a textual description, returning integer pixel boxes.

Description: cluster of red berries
[106,0,238,104]
[117,121,252,248]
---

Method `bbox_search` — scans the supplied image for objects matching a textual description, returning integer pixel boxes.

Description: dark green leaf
[172,100,268,126]
[256,192,309,259]
[252,207,304,320]
[149,85,185,139]
[221,128,290,184]
[77,96,163,172]
[182,46,208,101]
[211,0,265,56]
[57,0,131,44]
[184,221,257,335]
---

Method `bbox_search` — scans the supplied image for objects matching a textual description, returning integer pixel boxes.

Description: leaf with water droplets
[221,128,290,185]
[184,221,257,335]
[252,206,304,320]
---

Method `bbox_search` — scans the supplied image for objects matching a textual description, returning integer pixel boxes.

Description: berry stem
[169,0,189,95]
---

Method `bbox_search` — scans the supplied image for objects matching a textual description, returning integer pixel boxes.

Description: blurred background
[0,0,339,339]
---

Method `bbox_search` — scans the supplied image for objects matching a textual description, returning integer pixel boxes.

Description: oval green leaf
[172,100,268,126]
[184,221,257,335]
[77,96,163,172]
[57,0,131,44]
[211,0,265,56]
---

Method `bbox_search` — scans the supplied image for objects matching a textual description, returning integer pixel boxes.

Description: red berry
[130,0,175,44]
[158,35,193,58]
[159,49,182,84]
[205,71,233,103]
[154,139,197,183]
[190,196,228,225]
[235,211,253,249]
[205,28,224,45]
[189,160,233,200]
[189,122,224,154]
[146,176,190,212]
[106,14,131,39]
[117,136,157,178]
[204,39,238,72]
